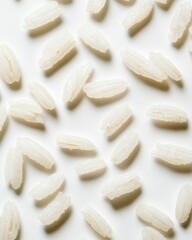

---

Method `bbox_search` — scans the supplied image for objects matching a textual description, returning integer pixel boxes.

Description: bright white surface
[0,0,192,239]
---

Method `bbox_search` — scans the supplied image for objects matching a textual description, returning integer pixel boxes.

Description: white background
[0,0,192,239]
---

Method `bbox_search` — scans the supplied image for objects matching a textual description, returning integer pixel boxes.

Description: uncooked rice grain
[24,1,61,30]
[136,204,174,233]
[82,206,113,238]
[30,173,65,201]
[0,44,21,85]
[17,137,55,169]
[39,192,71,226]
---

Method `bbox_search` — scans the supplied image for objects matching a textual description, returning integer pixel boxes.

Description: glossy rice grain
[122,47,167,83]
[169,1,192,44]
[4,147,23,190]
[0,44,21,85]
[39,192,71,225]
[101,104,132,136]
[176,183,192,224]
[29,81,56,110]
[63,63,93,103]
[24,1,61,30]
[82,207,113,238]
[17,137,55,169]
[83,79,128,99]
[153,143,192,168]
[9,100,44,124]
[0,202,20,240]
[148,105,187,126]
[112,132,139,165]
[79,23,109,53]
[136,204,174,233]
[123,0,154,30]
[30,173,65,201]
[102,174,141,200]
[39,30,76,71]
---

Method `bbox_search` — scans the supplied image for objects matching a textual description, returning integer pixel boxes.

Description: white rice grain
[101,104,132,136]
[142,227,167,240]
[136,204,174,233]
[149,52,182,82]
[9,100,44,125]
[123,0,154,30]
[0,202,20,240]
[78,23,109,53]
[4,147,23,191]
[102,174,141,200]
[75,158,106,178]
[39,192,71,225]
[83,79,128,99]
[112,132,139,165]
[169,1,192,44]
[148,105,187,125]
[29,81,56,110]
[63,62,93,103]
[24,1,61,30]
[176,183,192,224]
[0,105,7,132]
[57,135,96,151]
[153,143,192,168]
[0,44,21,85]
[82,206,113,238]
[39,30,76,71]
[121,47,167,83]
[29,173,65,201]
[87,0,107,15]
[17,137,55,169]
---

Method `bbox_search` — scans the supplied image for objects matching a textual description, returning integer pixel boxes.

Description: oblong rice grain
[121,47,167,83]
[63,62,93,103]
[29,173,65,201]
[142,227,167,240]
[0,44,21,85]
[0,105,7,132]
[176,183,192,224]
[75,158,106,179]
[83,79,128,99]
[9,100,44,124]
[78,23,109,53]
[39,30,76,71]
[136,204,174,233]
[82,206,113,238]
[149,52,182,82]
[0,202,20,240]
[17,137,55,169]
[39,192,71,225]
[4,147,23,191]
[57,135,96,151]
[87,0,107,15]
[169,1,192,44]
[147,105,187,125]
[123,0,154,30]
[153,143,192,168]
[101,104,132,136]
[112,132,139,165]
[29,81,56,110]
[102,174,141,200]
[24,1,61,30]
